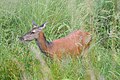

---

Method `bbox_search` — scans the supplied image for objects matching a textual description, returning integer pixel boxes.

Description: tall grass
[0,0,120,80]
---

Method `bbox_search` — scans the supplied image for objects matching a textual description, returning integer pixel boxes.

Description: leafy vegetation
[0,0,120,80]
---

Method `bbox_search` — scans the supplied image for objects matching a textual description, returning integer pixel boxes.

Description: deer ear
[38,22,47,30]
[32,20,38,28]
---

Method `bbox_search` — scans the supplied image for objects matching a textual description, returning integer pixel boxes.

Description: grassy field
[0,0,120,80]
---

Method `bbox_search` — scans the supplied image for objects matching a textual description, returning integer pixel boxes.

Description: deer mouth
[19,37,24,41]
[18,37,25,43]
[19,37,32,42]
[19,37,26,43]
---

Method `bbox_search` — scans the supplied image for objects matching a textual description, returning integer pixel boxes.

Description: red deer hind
[19,21,92,59]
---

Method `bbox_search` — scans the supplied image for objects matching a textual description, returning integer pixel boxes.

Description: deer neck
[35,31,51,56]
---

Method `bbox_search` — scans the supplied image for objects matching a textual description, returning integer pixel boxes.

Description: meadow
[0,0,120,80]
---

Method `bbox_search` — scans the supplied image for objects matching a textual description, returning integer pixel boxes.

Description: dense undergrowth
[0,0,120,80]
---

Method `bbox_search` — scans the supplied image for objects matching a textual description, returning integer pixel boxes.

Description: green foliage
[94,0,120,50]
[0,0,120,80]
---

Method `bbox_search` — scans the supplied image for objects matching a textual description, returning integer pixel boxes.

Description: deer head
[19,21,47,41]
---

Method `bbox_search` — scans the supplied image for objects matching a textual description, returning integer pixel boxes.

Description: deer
[19,21,92,59]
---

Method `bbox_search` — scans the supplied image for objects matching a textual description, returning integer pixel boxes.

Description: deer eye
[31,30,36,34]
[31,31,35,34]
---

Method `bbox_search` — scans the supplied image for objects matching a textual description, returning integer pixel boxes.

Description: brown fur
[36,30,92,59]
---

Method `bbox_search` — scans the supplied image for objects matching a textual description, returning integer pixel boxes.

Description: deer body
[20,21,92,59]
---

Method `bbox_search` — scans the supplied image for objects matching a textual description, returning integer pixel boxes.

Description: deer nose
[19,37,24,41]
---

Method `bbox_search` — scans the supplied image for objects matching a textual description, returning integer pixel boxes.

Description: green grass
[0,0,120,80]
